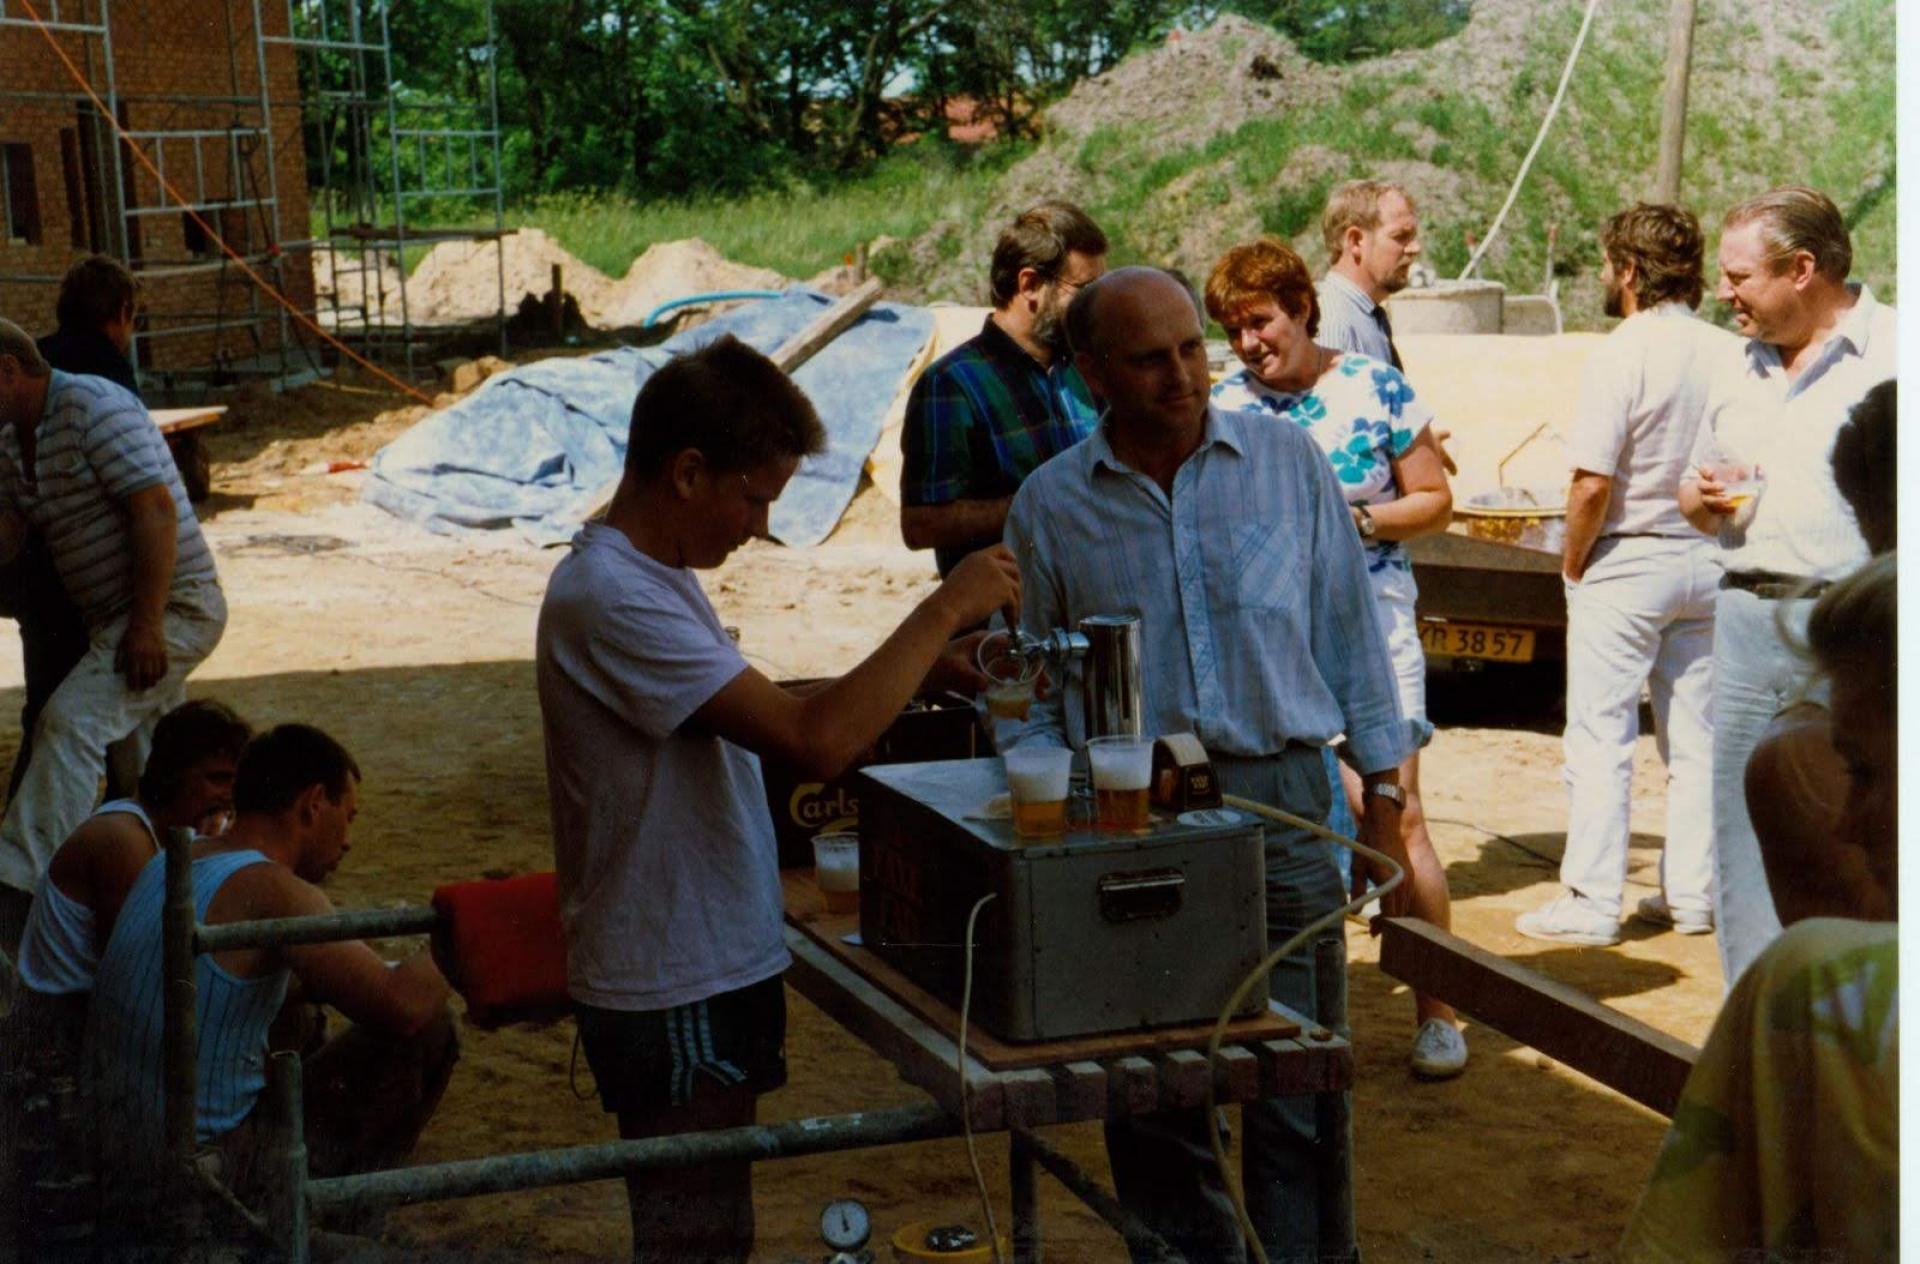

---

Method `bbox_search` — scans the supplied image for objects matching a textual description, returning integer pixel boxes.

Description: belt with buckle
[1720,569,1832,600]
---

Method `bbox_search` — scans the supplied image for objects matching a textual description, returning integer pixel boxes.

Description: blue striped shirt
[0,370,219,629]
[86,849,289,1159]
[1002,406,1412,773]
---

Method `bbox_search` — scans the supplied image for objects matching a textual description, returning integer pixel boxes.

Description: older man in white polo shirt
[1517,204,1736,948]
[1678,186,1897,987]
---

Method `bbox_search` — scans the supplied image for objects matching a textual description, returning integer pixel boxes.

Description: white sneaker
[1633,894,1714,935]
[1410,1018,1468,1080]
[1515,891,1621,946]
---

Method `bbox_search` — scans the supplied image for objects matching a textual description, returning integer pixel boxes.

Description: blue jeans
[1104,747,1350,1264]
[1710,587,1816,989]
[1321,746,1358,891]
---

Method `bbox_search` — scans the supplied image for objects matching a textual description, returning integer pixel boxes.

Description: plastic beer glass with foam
[811,831,861,915]
[1005,746,1073,838]
[1087,735,1153,831]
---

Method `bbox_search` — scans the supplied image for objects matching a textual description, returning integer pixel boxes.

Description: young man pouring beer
[536,335,1019,1264]
[1000,268,1414,1264]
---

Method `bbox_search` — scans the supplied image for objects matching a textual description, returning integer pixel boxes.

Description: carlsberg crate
[763,689,980,869]
[856,758,1270,1043]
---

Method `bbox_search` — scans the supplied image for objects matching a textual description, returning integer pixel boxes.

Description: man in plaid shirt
[900,201,1108,576]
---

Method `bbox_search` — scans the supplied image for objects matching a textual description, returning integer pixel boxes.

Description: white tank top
[16,799,158,995]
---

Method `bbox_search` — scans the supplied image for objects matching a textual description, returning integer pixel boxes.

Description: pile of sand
[600,239,787,328]
[307,244,406,326]
[309,230,792,330]
[405,227,620,325]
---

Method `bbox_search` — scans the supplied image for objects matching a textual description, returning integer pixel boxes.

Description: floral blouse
[1210,353,1434,573]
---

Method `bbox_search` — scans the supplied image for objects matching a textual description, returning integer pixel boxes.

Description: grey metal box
[856,758,1269,1043]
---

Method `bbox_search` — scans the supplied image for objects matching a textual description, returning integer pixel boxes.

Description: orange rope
[17,0,437,404]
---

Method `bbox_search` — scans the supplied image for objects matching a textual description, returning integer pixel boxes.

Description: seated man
[0,698,248,1258]
[86,724,455,1244]
[1621,552,1895,1259]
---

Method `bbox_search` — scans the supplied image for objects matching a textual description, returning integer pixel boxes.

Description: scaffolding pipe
[305,1104,963,1218]
[195,904,439,953]
[1013,1129,1183,1264]
[161,826,201,1260]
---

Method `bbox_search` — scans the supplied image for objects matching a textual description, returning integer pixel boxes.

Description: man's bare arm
[119,483,177,689]
[277,877,452,1037]
[900,498,1014,552]
[1562,470,1613,581]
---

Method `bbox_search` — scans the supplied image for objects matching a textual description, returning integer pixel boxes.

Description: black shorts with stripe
[574,974,788,1113]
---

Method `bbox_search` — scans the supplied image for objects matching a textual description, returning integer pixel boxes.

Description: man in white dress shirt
[1676,186,1897,987]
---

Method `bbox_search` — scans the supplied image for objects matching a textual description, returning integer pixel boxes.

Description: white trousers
[0,582,226,893]
[1560,537,1717,917]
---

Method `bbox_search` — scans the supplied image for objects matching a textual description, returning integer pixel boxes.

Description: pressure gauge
[820,1198,872,1252]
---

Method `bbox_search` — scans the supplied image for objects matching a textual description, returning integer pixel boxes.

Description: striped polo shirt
[0,370,219,630]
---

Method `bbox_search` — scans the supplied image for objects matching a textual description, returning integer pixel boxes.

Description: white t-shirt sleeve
[1564,337,1633,477]
[578,588,750,742]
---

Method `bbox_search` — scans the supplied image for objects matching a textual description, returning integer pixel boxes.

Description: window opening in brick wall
[1,144,43,247]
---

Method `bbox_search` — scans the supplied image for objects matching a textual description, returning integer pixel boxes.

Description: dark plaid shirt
[901,315,1098,575]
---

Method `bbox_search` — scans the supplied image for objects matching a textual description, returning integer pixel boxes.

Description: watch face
[821,1198,871,1250]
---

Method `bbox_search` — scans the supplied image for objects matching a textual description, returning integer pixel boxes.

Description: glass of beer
[1005,746,1073,839]
[1702,461,1766,510]
[811,831,861,916]
[1088,735,1154,831]
[977,630,1041,722]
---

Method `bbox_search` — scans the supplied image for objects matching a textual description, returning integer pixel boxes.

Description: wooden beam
[1377,918,1697,1116]
[768,276,883,373]
[583,278,885,520]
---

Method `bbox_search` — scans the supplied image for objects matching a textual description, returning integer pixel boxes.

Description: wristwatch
[1354,504,1377,539]
[1365,781,1406,809]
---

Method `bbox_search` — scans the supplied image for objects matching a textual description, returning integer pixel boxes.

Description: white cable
[1459,0,1604,280]
[1205,793,1411,1264]
[958,891,1006,1264]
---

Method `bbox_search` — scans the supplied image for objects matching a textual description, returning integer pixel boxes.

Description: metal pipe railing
[304,1104,962,1220]
[195,905,440,953]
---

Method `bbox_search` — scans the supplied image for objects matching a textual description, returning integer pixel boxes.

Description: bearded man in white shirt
[1518,203,1736,948]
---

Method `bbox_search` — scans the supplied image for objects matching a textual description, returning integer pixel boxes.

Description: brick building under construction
[0,0,503,395]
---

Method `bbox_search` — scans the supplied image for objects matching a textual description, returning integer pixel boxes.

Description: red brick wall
[0,0,315,375]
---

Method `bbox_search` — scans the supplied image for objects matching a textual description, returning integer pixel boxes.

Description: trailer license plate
[1419,621,1535,662]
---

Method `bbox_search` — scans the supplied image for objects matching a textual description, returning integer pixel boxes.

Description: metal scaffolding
[0,0,506,395]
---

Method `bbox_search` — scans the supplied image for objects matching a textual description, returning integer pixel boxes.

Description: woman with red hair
[1205,236,1463,1079]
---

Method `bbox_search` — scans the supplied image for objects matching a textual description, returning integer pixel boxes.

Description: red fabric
[430,872,570,1029]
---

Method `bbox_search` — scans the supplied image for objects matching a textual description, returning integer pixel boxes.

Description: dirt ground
[0,368,1725,1262]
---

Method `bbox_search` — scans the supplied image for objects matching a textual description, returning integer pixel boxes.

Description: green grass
[441,142,1023,282]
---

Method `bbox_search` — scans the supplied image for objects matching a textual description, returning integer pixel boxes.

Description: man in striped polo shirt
[0,319,226,948]
[900,200,1108,576]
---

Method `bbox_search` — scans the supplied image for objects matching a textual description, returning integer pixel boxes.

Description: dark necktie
[1372,304,1403,371]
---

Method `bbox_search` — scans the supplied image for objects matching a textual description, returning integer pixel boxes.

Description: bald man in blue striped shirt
[1003,268,1414,1264]
[0,320,226,936]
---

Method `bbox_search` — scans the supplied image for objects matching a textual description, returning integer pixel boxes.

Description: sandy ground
[0,371,1725,1262]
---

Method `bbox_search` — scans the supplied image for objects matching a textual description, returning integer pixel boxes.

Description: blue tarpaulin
[362,291,934,547]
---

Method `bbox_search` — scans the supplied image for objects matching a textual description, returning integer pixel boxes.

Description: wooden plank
[1000,1068,1058,1129]
[151,405,225,435]
[782,872,1300,1071]
[767,277,883,373]
[1378,917,1697,1116]
[781,927,1006,1130]
[1154,1050,1210,1110]
[1047,1061,1108,1124]
[1211,1046,1262,1104]
[582,279,883,519]
[1106,1057,1158,1118]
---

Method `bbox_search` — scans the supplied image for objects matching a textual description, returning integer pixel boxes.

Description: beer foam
[1089,744,1153,791]
[1006,762,1071,802]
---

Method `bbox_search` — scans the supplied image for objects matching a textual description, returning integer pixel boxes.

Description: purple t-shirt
[536,523,789,1010]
